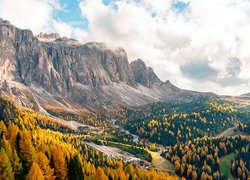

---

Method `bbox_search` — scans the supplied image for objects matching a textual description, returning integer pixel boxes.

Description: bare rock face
[0,19,136,91]
[130,59,162,88]
[0,19,207,115]
[147,67,163,86]
[73,43,137,88]
[0,18,42,84]
[36,32,61,42]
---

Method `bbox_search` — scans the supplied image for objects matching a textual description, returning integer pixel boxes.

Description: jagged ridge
[0,18,210,117]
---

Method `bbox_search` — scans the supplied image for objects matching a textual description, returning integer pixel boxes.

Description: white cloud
[53,20,74,37]
[0,0,87,42]
[78,0,250,95]
[141,0,172,15]
[0,0,61,33]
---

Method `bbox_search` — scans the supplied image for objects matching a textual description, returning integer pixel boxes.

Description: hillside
[0,97,178,179]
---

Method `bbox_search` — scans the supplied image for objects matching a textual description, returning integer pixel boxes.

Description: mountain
[130,59,162,88]
[231,93,250,107]
[0,18,212,119]
[237,93,250,100]
[221,92,250,107]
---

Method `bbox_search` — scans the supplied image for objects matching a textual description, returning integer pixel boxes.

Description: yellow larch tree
[35,152,55,180]
[51,145,68,180]
[26,162,45,180]
[0,147,15,180]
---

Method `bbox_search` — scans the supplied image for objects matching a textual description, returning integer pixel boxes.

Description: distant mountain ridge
[0,18,212,116]
[238,92,250,99]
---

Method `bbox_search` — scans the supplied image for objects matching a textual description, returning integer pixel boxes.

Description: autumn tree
[17,131,35,173]
[0,147,14,180]
[4,140,22,177]
[7,123,20,149]
[35,152,55,180]
[237,167,242,178]
[0,121,7,146]
[94,167,108,180]
[0,121,7,135]
[124,164,135,180]
[191,170,198,180]
[115,166,127,180]
[51,145,68,180]
[26,162,45,180]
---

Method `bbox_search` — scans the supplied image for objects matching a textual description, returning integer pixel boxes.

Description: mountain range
[0,18,214,119]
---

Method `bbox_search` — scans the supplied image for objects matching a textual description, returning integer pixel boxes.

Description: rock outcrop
[130,59,162,88]
[36,32,61,42]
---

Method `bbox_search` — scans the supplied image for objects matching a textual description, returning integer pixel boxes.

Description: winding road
[111,119,139,143]
[215,124,239,138]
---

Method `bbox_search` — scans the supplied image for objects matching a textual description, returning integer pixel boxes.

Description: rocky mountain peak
[130,59,163,88]
[36,32,61,42]
[114,47,127,56]
[0,18,11,25]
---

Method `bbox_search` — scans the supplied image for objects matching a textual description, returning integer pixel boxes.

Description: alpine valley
[0,19,249,180]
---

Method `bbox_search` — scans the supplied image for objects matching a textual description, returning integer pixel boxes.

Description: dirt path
[215,124,239,138]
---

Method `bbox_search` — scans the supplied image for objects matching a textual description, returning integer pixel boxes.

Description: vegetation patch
[150,151,175,172]
[219,153,235,179]
[105,141,152,162]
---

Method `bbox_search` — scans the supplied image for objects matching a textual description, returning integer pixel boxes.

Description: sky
[0,0,250,95]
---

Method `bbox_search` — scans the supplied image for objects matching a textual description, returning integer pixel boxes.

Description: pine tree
[67,155,83,180]
[26,162,45,180]
[124,164,135,180]
[35,152,55,180]
[0,147,15,180]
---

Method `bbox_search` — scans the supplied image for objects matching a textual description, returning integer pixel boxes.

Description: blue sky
[53,0,89,29]
[53,0,189,30]
[172,1,189,13]
[53,0,113,30]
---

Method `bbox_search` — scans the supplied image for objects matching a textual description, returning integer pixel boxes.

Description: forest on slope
[0,98,178,180]
[1,96,250,180]
[123,97,250,146]
[164,135,249,179]
[114,97,250,179]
